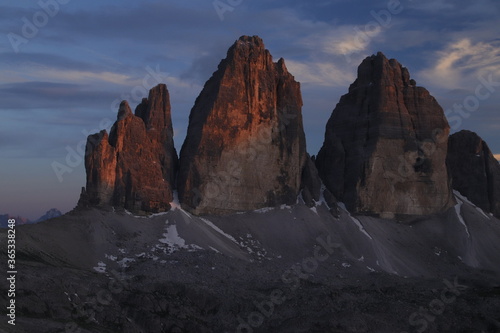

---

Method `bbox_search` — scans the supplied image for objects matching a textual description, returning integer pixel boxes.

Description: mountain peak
[36,208,62,222]
[235,35,265,47]
[81,84,177,214]
[316,53,454,217]
[177,35,311,215]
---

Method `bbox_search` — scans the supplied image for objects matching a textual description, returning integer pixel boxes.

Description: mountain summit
[316,52,454,218]
[80,84,177,214]
[177,35,313,215]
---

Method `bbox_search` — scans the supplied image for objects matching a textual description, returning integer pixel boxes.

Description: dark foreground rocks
[1,204,500,333]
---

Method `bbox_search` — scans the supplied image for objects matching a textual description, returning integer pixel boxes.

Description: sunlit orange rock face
[177,36,309,215]
[316,52,454,218]
[82,84,177,213]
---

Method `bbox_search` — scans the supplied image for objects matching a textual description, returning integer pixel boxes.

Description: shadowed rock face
[177,35,308,215]
[447,130,500,218]
[81,84,177,213]
[316,52,454,218]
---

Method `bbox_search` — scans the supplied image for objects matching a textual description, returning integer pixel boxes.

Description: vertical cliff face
[316,52,454,217]
[82,84,177,213]
[447,130,500,218]
[177,36,308,215]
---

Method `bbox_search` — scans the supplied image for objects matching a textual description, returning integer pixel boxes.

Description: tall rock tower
[82,84,178,213]
[177,36,308,215]
[447,130,500,218]
[316,52,454,218]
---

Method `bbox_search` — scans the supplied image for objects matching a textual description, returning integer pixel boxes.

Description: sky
[1,0,499,220]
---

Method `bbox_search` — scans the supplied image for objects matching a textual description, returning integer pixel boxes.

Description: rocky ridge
[78,38,498,220]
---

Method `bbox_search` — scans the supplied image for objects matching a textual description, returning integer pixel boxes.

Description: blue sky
[1,0,499,220]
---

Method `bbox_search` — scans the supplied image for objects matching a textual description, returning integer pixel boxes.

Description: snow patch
[148,212,169,218]
[169,191,182,211]
[105,254,117,261]
[254,207,274,213]
[159,224,186,248]
[310,206,318,214]
[156,222,201,254]
[342,262,351,268]
[317,185,331,209]
[338,203,373,240]
[454,195,471,238]
[454,190,490,220]
[124,210,146,219]
[117,258,135,268]
[200,217,238,244]
[93,261,106,273]
[279,204,292,210]
[209,246,221,253]
[475,207,490,219]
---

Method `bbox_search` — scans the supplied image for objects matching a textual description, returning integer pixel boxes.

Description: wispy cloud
[297,25,382,58]
[286,59,354,87]
[38,69,133,85]
[419,39,500,89]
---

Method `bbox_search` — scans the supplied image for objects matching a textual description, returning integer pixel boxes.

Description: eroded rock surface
[82,84,177,213]
[177,36,308,215]
[316,52,454,217]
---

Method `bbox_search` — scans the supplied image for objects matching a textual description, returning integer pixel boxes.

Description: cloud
[494,154,500,162]
[285,59,354,87]
[408,0,454,13]
[297,25,382,59]
[419,39,500,89]
[0,81,115,109]
[37,69,133,85]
